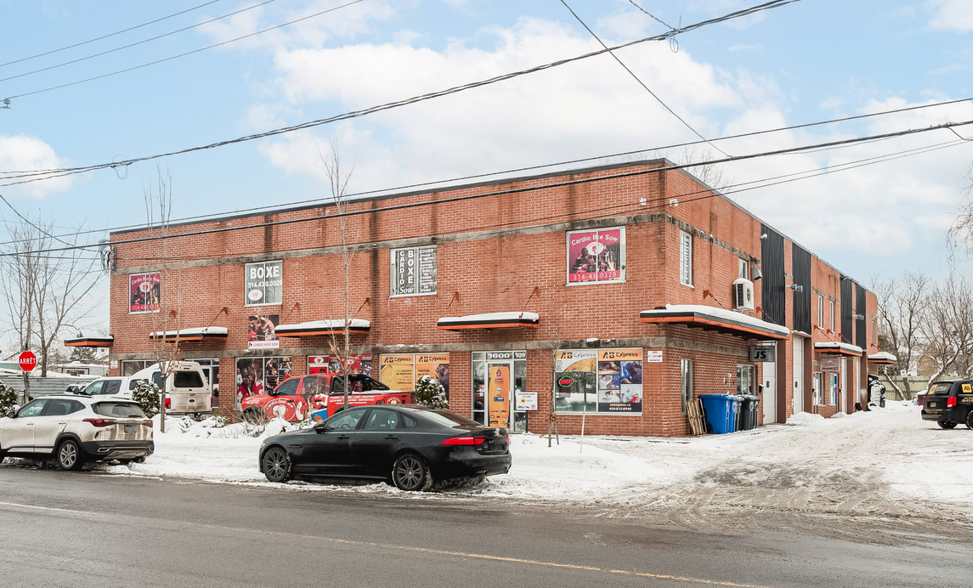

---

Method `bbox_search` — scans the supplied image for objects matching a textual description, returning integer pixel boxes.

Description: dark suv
[921,379,973,429]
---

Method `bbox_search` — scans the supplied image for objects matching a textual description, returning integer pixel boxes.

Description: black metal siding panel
[855,283,867,349]
[792,244,811,334]
[840,276,853,344]
[761,224,786,328]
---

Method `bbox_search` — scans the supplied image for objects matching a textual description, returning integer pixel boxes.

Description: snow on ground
[6,402,973,517]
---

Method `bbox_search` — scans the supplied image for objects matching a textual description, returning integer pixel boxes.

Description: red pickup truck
[241,373,412,423]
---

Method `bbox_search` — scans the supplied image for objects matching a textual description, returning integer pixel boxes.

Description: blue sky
[2,0,973,341]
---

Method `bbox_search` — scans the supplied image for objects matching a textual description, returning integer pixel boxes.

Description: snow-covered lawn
[6,402,973,521]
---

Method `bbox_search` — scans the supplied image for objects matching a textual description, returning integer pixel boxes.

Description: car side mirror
[313,422,332,433]
[7,409,17,418]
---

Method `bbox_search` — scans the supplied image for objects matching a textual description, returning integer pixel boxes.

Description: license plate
[124,424,138,434]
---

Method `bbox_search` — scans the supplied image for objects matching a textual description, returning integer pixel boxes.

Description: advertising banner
[415,353,450,399]
[567,228,624,284]
[248,315,280,349]
[555,348,643,414]
[129,273,161,314]
[379,354,417,390]
[596,349,642,413]
[245,260,283,306]
[235,356,292,410]
[391,247,437,296]
[488,365,511,427]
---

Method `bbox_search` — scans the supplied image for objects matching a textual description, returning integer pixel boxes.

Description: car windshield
[92,402,146,418]
[423,409,481,428]
[929,382,952,396]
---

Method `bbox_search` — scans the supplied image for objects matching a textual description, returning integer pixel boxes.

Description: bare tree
[873,272,930,398]
[0,212,101,385]
[319,139,364,408]
[922,277,973,383]
[143,166,181,433]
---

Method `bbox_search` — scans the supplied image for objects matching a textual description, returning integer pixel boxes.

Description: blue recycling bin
[699,394,742,434]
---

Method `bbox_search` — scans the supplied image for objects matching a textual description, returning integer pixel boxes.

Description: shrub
[414,375,448,409]
[0,382,18,415]
[132,380,162,417]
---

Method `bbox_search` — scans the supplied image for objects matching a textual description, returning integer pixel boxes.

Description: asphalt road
[0,467,968,588]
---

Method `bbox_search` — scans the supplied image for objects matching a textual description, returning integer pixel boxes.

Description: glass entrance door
[472,351,527,430]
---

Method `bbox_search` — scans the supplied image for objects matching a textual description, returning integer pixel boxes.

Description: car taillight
[441,437,486,446]
[83,418,117,428]
[947,397,957,408]
[164,398,171,409]
[143,419,153,428]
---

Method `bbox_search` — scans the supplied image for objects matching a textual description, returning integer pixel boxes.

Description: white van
[84,361,213,417]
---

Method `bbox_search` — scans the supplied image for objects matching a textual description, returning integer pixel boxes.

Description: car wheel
[262,446,292,483]
[392,453,432,492]
[56,439,85,471]
[939,420,958,430]
[243,409,269,425]
[966,411,973,430]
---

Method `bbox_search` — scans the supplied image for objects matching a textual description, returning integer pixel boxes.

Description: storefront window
[235,356,292,411]
[813,372,824,405]
[378,353,449,397]
[555,349,642,415]
[121,360,153,376]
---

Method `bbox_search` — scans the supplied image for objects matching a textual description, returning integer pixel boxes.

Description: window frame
[817,295,824,328]
[244,260,284,307]
[681,358,694,414]
[390,245,438,298]
[830,300,835,332]
[679,230,693,287]
[738,258,749,280]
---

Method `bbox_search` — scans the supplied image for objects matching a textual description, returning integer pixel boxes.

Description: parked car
[0,395,154,470]
[241,373,411,423]
[259,405,511,491]
[82,361,212,417]
[920,379,973,429]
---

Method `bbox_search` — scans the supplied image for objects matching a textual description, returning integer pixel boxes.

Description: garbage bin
[699,394,741,434]
[738,395,760,430]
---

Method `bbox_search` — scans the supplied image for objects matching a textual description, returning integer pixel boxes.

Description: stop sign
[19,351,37,372]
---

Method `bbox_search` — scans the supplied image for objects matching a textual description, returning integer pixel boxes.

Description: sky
[3,0,973,343]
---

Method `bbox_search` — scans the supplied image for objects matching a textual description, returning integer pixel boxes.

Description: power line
[0,0,280,84]
[557,0,731,156]
[626,0,677,32]
[2,94,972,249]
[2,0,363,102]
[0,0,226,69]
[4,116,972,259]
[0,0,809,184]
[94,136,972,267]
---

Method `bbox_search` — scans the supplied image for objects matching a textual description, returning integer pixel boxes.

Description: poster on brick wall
[248,315,279,349]
[596,349,642,413]
[129,273,161,314]
[566,227,625,284]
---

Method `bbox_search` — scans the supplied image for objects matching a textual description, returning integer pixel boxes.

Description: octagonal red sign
[18,351,37,372]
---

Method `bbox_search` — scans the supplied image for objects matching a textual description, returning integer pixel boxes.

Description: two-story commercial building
[71,159,883,436]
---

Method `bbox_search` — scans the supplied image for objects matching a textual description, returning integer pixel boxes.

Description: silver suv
[0,395,154,470]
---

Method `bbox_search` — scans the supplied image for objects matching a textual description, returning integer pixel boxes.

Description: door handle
[337,435,350,440]
[384,435,397,440]
[57,422,67,425]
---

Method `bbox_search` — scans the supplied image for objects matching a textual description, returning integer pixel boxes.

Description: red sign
[558,376,575,388]
[19,351,37,372]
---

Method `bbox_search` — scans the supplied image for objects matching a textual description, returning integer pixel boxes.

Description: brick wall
[106,159,878,436]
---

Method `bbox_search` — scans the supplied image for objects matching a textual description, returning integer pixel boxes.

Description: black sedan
[258,405,512,491]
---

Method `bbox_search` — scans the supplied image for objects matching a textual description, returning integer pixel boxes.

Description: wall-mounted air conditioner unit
[733,278,755,312]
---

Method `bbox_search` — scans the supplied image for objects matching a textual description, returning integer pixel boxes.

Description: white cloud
[195,0,396,51]
[926,0,973,31]
[243,14,973,263]
[0,135,74,198]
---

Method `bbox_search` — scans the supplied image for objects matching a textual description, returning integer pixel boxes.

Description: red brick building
[82,159,882,436]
